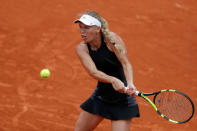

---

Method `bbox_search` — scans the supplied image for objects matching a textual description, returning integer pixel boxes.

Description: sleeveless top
[87,36,137,105]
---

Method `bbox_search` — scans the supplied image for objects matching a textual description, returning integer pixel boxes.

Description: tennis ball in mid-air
[40,69,50,78]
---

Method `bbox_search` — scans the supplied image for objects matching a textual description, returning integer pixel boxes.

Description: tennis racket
[127,89,195,124]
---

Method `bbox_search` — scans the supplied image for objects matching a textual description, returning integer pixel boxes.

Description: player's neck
[90,34,101,51]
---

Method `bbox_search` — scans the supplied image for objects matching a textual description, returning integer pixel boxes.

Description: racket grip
[125,87,140,96]
[135,90,140,96]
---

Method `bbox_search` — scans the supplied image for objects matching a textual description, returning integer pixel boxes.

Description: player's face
[78,22,100,43]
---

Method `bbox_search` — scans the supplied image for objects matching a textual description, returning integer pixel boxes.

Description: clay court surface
[0,0,197,130]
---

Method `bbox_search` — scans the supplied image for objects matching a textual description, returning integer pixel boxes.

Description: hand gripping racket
[128,89,195,124]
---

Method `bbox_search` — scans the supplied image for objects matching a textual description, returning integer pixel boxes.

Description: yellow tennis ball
[40,69,50,78]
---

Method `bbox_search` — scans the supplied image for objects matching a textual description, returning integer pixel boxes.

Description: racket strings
[155,91,193,122]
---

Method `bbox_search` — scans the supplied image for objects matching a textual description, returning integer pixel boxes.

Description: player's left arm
[106,32,136,92]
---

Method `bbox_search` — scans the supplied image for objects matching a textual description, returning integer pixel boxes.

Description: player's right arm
[76,42,125,91]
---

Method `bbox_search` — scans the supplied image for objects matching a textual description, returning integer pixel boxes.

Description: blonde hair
[82,11,124,53]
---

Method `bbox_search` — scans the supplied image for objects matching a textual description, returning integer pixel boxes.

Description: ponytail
[100,17,124,54]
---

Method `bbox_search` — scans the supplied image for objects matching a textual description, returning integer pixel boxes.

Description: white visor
[74,14,101,27]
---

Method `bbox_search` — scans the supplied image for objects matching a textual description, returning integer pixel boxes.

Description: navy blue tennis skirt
[80,96,140,120]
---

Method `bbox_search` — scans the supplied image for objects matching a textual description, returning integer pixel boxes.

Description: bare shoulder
[76,41,86,50]
[110,32,118,38]
[76,42,88,55]
[110,32,125,46]
[106,32,127,53]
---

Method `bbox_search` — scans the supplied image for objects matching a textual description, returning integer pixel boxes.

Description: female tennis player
[74,11,140,131]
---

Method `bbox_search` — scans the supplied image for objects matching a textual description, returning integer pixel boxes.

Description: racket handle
[135,90,140,96]
[125,87,140,96]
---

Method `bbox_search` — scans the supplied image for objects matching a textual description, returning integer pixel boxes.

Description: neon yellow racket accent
[141,93,158,111]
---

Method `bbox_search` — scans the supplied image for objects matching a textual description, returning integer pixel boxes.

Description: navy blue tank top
[87,36,137,105]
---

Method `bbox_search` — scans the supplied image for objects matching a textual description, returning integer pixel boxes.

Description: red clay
[0,0,196,130]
